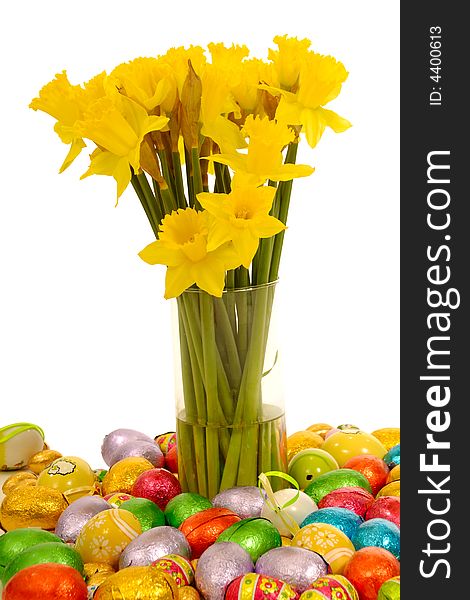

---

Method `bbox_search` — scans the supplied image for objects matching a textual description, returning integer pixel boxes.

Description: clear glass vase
[172,280,287,498]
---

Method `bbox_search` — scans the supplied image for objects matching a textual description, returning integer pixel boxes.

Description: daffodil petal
[59,138,86,173]
[253,214,286,238]
[319,107,352,133]
[301,107,326,148]
[192,257,226,297]
[197,192,229,220]
[165,264,195,299]
[205,153,247,173]
[207,219,233,252]
[275,96,302,126]
[268,163,314,182]
[233,229,259,268]
[138,241,183,267]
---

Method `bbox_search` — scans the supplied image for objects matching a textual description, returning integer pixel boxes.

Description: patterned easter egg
[217,517,282,562]
[322,430,387,467]
[156,432,177,455]
[225,573,299,600]
[2,563,88,600]
[153,553,195,587]
[37,456,96,502]
[101,457,154,496]
[304,470,372,505]
[55,496,111,543]
[0,424,44,471]
[261,489,318,537]
[75,508,142,568]
[292,523,355,574]
[103,493,133,508]
[94,566,177,600]
[27,450,63,475]
[300,575,358,600]
[180,507,241,558]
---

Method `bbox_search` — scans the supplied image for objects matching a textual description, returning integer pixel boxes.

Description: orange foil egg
[179,507,241,558]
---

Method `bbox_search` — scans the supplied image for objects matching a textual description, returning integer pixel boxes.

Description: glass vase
[172,280,287,498]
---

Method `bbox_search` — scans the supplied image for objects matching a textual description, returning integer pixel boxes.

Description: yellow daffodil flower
[160,45,206,97]
[269,52,351,148]
[197,184,286,268]
[139,208,240,298]
[268,35,311,89]
[207,115,314,186]
[76,94,168,198]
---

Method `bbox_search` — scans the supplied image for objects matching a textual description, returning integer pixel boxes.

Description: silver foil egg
[107,439,164,468]
[118,525,190,568]
[211,486,266,519]
[55,496,111,543]
[101,428,155,467]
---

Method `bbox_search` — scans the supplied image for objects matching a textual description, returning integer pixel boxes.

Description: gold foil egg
[0,423,45,471]
[0,484,68,530]
[94,566,178,600]
[376,480,400,498]
[179,586,201,600]
[306,423,334,438]
[83,562,116,581]
[28,449,63,474]
[387,465,400,484]
[2,471,37,496]
[101,456,154,496]
[371,428,400,451]
[287,431,324,463]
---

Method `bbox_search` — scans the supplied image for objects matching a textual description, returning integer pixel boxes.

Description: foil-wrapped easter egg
[0,423,45,471]
[217,517,282,562]
[120,497,166,530]
[179,586,201,600]
[180,507,241,558]
[383,445,400,469]
[165,445,178,473]
[1,471,37,496]
[153,553,194,587]
[55,496,111,543]
[94,566,178,600]
[107,439,165,468]
[132,468,182,510]
[226,573,299,600]
[377,575,400,600]
[318,487,375,517]
[366,496,400,528]
[37,456,96,502]
[103,492,133,508]
[155,432,177,455]
[2,541,83,583]
[343,455,389,496]
[75,508,142,568]
[165,492,212,528]
[101,429,155,467]
[261,489,317,537]
[101,457,154,496]
[83,562,115,582]
[292,523,355,574]
[343,548,400,600]
[352,518,400,560]
[287,431,324,463]
[301,507,363,540]
[322,430,387,467]
[119,526,190,568]
[2,563,88,600]
[304,470,372,505]
[0,528,63,575]
[27,449,63,475]
[255,546,328,592]
[371,429,400,452]
[306,423,334,438]
[195,541,254,600]
[387,465,400,484]
[0,485,68,531]
[376,481,400,498]
[212,486,266,519]
[300,575,358,600]
[288,449,339,490]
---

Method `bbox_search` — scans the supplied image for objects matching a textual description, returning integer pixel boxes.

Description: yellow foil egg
[37,456,96,503]
[2,471,38,496]
[292,523,355,574]
[94,566,178,600]
[28,449,63,474]
[75,508,142,568]
[83,562,116,581]
[376,480,400,498]
[387,465,400,484]
[370,428,400,451]
[101,457,154,496]
[287,431,324,463]
[321,429,387,467]
[306,423,334,438]
[0,484,68,530]
[178,586,201,600]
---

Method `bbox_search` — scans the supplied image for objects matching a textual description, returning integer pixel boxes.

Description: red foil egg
[2,563,88,600]
[343,455,389,496]
[318,486,375,517]
[132,468,181,510]
[343,548,400,600]
[165,445,178,474]
[179,507,241,558]
[226,573,299,600]
[365,496,400,528]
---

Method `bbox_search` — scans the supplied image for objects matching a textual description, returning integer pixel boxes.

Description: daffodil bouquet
[31,36,350,496]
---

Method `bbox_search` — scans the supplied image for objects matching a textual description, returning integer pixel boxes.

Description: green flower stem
[184,148,195,207]
[157,149,177,206]
[191,147,203,210]
[172,151,188,209]
[214,299,242,391]
[222,164,232,193]
[131,176,159,237]
[234,269,250,369]
[260,421,272,475]
[135,173,163,232]
[214,162,228,194]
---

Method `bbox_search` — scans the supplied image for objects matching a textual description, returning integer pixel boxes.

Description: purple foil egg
[107,439,164,468]
[255,546,328,592]
[101,428,154,466]
[118,526,190,569]
[195,541,254,600]
[55,496,111,543]
[211,486,266,519]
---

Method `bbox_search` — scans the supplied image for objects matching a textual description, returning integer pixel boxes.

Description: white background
[0,1,399,468]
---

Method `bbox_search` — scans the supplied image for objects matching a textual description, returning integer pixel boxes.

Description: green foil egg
[164,492,212,528]
[2,541,84,583]
[0,528,64,578]
[120,497,166,531]
[377,576,400,600]
[304,468,372,504]
[216,517,281,562]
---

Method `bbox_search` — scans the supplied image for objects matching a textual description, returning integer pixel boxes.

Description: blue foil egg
[300,507,363,540]
[383,444,400,468]
[352,517,400,560]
